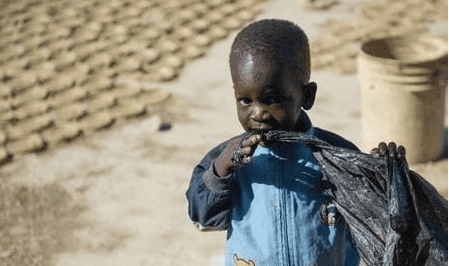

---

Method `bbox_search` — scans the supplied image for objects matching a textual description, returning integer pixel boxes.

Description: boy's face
[231,53,316,132]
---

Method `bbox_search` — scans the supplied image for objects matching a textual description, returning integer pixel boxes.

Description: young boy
[186,19,374,265]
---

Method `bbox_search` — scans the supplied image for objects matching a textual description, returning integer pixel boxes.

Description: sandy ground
[0,0,446,265]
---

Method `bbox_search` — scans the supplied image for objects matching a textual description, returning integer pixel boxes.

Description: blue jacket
[186,112,361,266]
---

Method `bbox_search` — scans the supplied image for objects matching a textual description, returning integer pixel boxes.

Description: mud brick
[7,114,53,140]
[156,39,180,54]
[14,101,49,120]
[110,98,146,119]
[0,84,12,98]
[161,55,184,69]
[160,1,184,13]
[221,17,243,30]
[47,39,74,54]
[0,131,7,145]
[22,23,48,37]
[59,16,87,32]
[155,20,174,35]
[70,43,99,62]
[110,84,142,100]
[27,48,54,65]
[206,26,228,41]
[13,86,48,104]
[190,19,211,34]
[156,66,178,81]
[140,48,161,66]
[235,0,258,9]
[172,27,195,41]
[108,0,125,9]
[104,25,129,38]
[83,53,113,69]
[23,35,48,50]
[82,76,114,95]
[79,111,115,132]
[0,99,11,113]
[0,146,10,164]
[83,22,104,34]
[179,45,205,60]
[53,52,78,71]
[9,72,38,95]
[8,59,31,71]
[3,44,27,58]
[31,65,55,83]
[138,28,161,41]
[73,29,100,45]
[30,11,52,24]
[6,133,46,155]
[45,74,76,95]
[114,57,142,72]
[41,122,82,145]
[73,62,94,76]
[121,6,142,20]
[0,65,17,80]
[206,0,227,9]
[52,102,87,122]
[91,40,110,53]
[85,93,116,113]
[0,110,14,127]
[218,3,239,16]
[190,3,209,17]
[62,68,89,86]
[203,11,225,24]
[47,87,88,108]
[46,27,72,41]
[236,9,257,21]
[192,34,212,47]
[139,88,170,108]
[104,33,129,46]
[109,43,140,58]
[173,10,198,25]
[135,0,157,10]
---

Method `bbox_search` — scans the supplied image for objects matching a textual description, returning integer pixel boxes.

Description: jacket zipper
[280,164,291,265]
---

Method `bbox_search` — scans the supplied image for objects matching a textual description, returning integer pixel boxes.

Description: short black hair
[230,19,311,83]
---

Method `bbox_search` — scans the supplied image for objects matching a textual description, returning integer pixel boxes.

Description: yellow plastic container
[358,34,448,164]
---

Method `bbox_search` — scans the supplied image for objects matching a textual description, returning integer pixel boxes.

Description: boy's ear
[302,81,317,110]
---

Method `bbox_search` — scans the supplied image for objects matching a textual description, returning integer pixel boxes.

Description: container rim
[359,33,448,65]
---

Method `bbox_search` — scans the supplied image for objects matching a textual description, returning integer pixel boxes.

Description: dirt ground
[0,0,447,265]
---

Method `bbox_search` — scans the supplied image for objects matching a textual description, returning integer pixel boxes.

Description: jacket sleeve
[185,140,239,231]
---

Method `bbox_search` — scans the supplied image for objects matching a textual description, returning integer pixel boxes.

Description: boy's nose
[251,104,270,122]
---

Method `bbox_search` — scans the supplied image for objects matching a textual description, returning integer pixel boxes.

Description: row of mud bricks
[0,0,267,162]
[311,0,447,74]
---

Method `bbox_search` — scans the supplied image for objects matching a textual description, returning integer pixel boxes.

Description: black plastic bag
[235,130,448,266]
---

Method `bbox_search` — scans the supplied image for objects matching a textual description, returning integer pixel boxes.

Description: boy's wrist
[213,159,231,177]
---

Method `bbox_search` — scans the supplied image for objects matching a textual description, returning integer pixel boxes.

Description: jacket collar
[297,111,314,136]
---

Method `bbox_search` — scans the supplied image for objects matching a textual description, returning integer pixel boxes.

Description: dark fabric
[248,130,449,266]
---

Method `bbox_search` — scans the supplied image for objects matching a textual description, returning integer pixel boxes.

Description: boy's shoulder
[313,127,360,152]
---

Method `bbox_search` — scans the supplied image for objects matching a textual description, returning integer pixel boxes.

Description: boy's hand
[370,142,407,165]
[214,134,262,177]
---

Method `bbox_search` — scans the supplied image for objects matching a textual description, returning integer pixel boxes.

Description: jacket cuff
[202,161,235,195]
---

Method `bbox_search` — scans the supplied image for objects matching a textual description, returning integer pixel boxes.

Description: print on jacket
[234,254,256,266]
[319,200,343,226]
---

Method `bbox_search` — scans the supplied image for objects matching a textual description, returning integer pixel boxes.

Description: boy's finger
[398,145,406,161]
[241,146,252,155]
[242,156,253,165]
[241,134,261,147]
[388,142,397,157]
[378,142,387,156]
[371,148,380,157]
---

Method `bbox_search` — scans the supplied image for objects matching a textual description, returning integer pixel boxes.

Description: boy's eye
[239,98,252,105]
[267,96,285,104]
